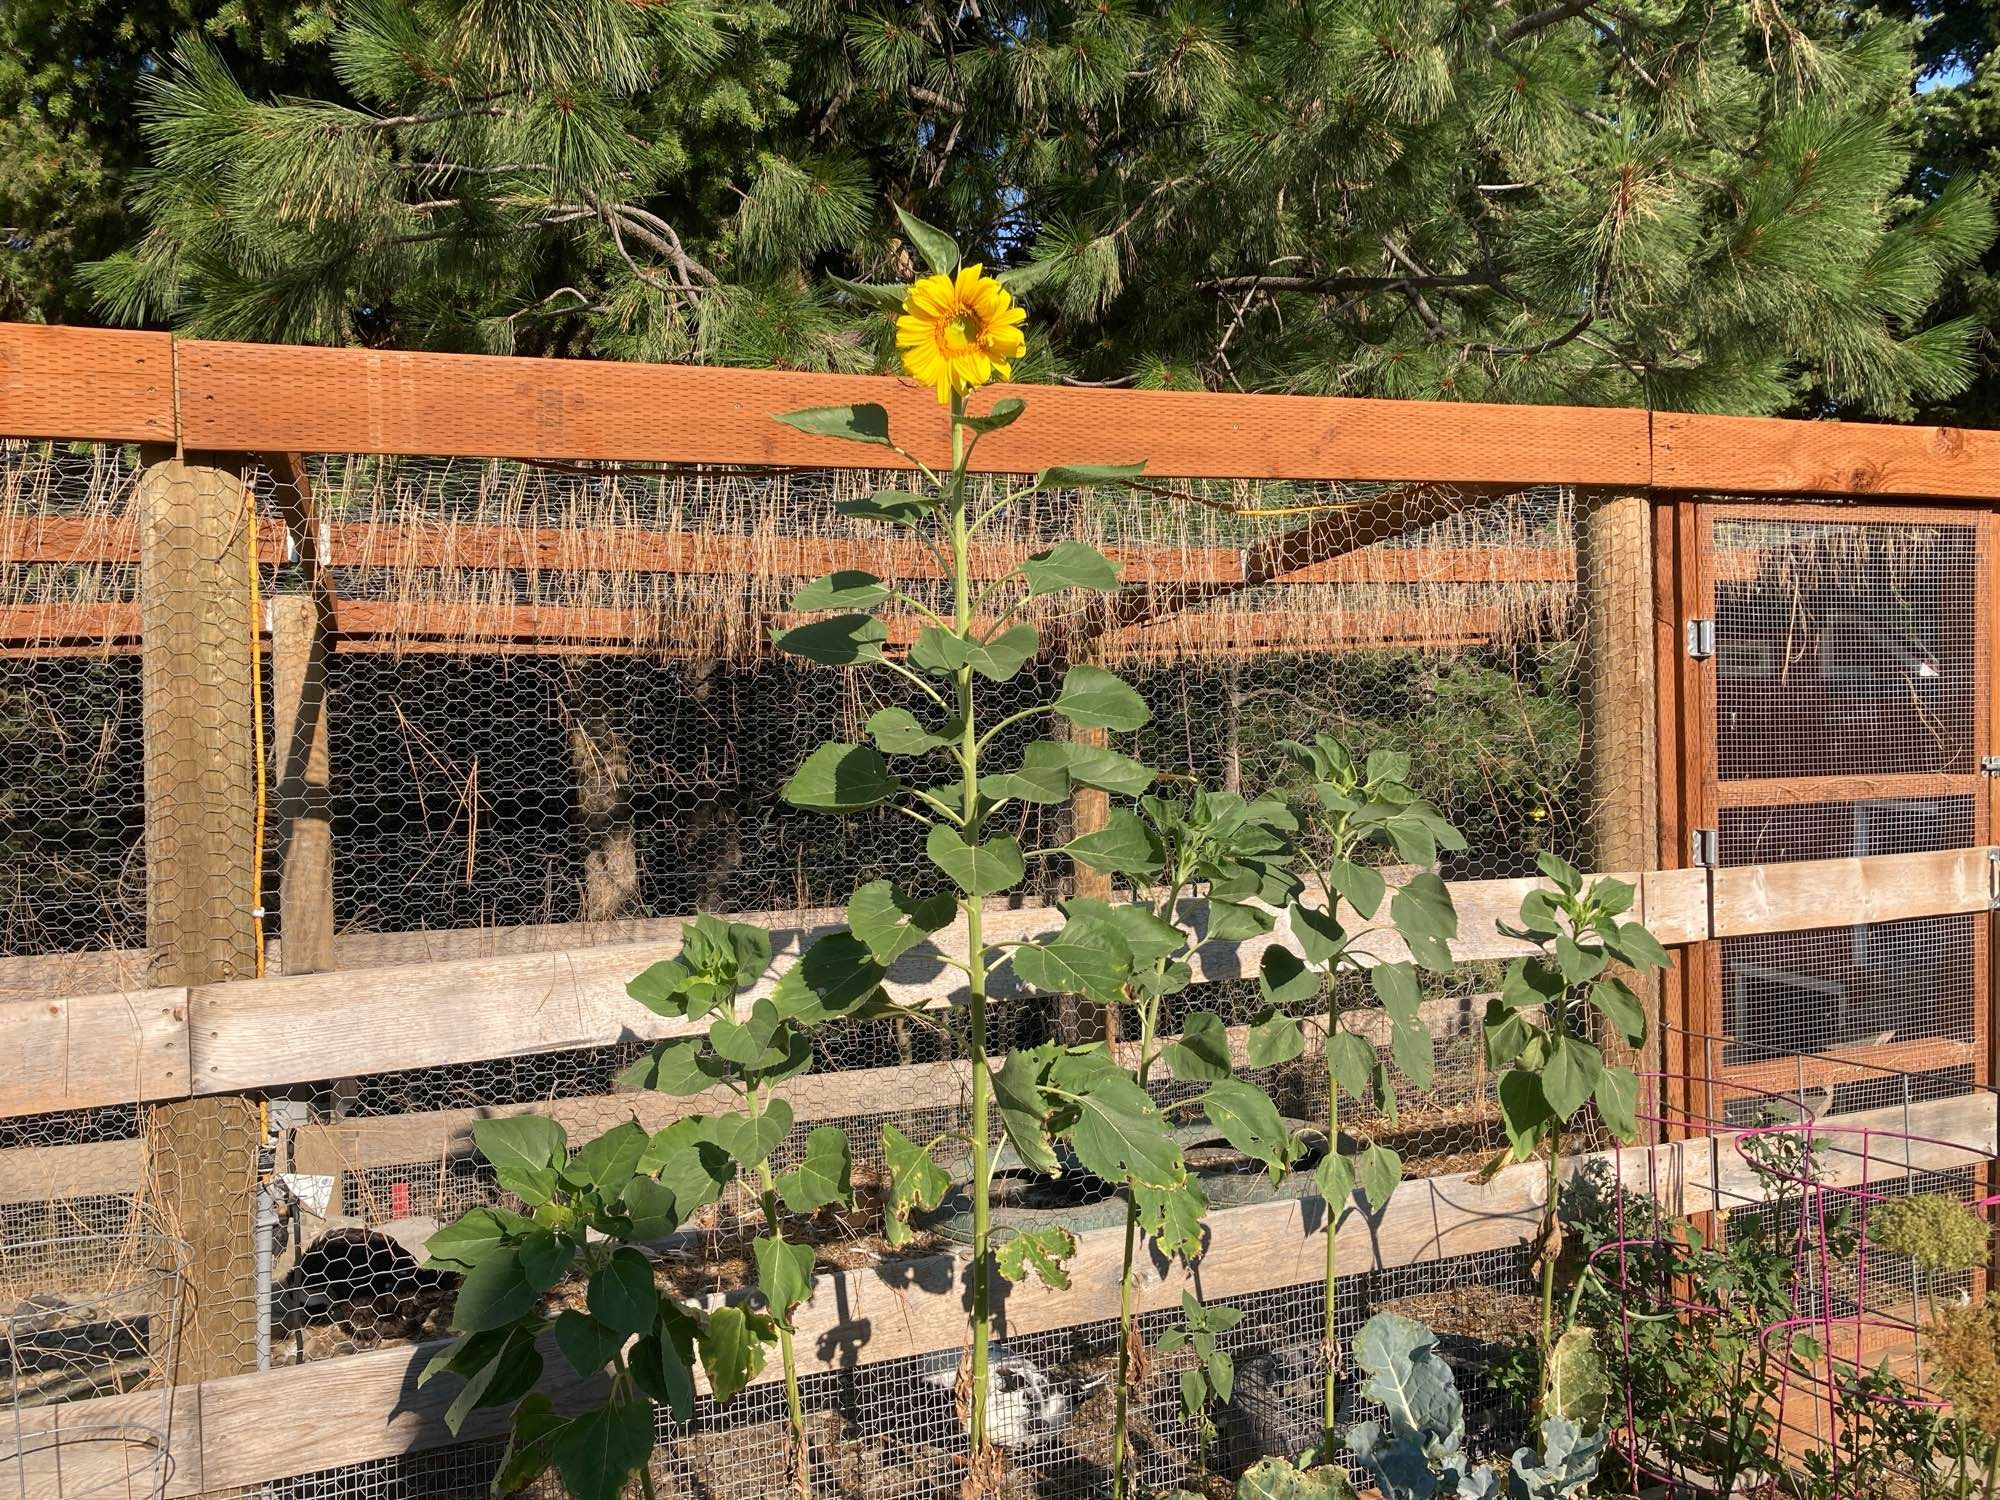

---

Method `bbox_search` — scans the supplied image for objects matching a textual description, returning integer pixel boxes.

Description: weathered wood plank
[1711,847,1991,937]
[0,988,190,1116]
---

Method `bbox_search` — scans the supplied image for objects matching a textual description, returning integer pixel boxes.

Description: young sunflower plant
[770,206,1277,1494]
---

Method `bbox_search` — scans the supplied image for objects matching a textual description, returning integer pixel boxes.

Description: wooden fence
[6,321,2000,1496]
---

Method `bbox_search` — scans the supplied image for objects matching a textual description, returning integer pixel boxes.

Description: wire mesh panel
[1692,505,1990,1109]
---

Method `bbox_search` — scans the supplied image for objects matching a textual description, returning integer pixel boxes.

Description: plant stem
[949,393,996,1464]
[1983,1431,1999,1500]
[1322,1002,1342,1455]
[1111,997,1157,1500]
[1537,1131,1563,1413]
[750,1085,808,1494]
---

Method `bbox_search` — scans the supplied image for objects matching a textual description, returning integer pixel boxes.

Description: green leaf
[1181,1367,1208,1416]
[1259,945,1319,1006]
[1501,956,1567,1013]
[618,1176,683,1242]
[707,1097,794,1168]
[424,1206,534,1271]
[641,1120,733,1218]
[1498,1069,1553,1161]
[992,1049,1061,1175]
[1063,897,1184,964]
[494,1163,560,1208]
[1287,900,1346,967]
[1206,897,1276,941]
[1201,1078,1294,1182]
[1549,1326,1613,1434]
[1011,913,1132,1005]
[1389,1018,1435,1092]
[754,1234,816,1320]
[1594,1065,1641,1141]
[981,761,1071,805]
[1133,1178,1207,1260]
[925,826,1025,896]
[616,1037,728,1097]
[492,1393,562,1491]
[1022,541,1121,596]
[518,1230,576,1293]
[995,1225,1077,1290]
[769,931,888,1024]
[864,707,954,756]
[1389,872,1457,973]
[907,625,970,676]
[1052,1052,1184,1189]
[772,612,887,665]
[846,880,956,964]
[474,1116,567,1176]
[1355,1143,1403,1213]
[882,1124,951,1246]
[827,274,908,313]
[1611,920,1671,973]
[1052,664,1151,731]
[964,623,1040,681]
[1328,1030,1376,1102]
[1369,1061,1399,1127]
[708,1001,811,1079]
[1032,462,1147,492]
[562,1119,649,1197]
[958,396,1026,434]
[1247,1007,1305,1067]
[629,1308,699,1421]
[782,741,899,811]
[836,489,931,527]
[1023,738,1155,796]
[1587,975,1648,1046]
[1537,850,1584,895]
[776,1126,853,1214]
[1315,1151,1356,1211]
[550,1398,656,1500]
[1543,1035,1603,1123]
[1555,933,1608,986]
[1368,961,1423,1026]
[554,1309,626,1379]
[697,1304,768,1404]
[792,570,888,613]
[773,402,893,448]
[895,205,960,275]
[1482,998,1532,1071]
[450,1246,539,1333]
[1365,749,1411,786]
[1331,860,1387,920]
[1066,807,1164,876]
[1209,1350,1235,1404]
[1164,1011,1234,1083]
[588,1247,659,1335]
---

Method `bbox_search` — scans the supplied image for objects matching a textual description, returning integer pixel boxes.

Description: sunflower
[896,266,1028,403]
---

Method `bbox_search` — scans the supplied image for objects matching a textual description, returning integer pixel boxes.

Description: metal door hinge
[1981,754,2000,777]
[1686,619,1716,660]
[1691,828,1719,868]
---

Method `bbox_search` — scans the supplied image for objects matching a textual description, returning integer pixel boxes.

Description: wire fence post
[136,457,263,1382]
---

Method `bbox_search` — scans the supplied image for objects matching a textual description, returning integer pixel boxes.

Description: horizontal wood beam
[1653,412,2000,501]
[1713,772,1981,810]
[1710,847,1992,937]
[21,1090,1989,1497]
[166,339,1650,482]
[0,986,189,1115]
[0,325,175,443]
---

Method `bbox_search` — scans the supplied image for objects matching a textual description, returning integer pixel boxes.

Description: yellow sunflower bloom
[896,265,1029,403]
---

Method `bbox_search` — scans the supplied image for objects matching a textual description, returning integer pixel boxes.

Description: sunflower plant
[771,207,1214,1493]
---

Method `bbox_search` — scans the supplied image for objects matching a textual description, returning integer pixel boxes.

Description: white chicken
[919,1346,1106,1451]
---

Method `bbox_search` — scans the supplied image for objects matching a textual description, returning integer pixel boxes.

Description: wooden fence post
[1577,489,1661,1077]
[137,458,263,1381]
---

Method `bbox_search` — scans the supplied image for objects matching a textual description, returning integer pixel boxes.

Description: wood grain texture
[37,1091,1987,1495]
[1654,412,2000,500]
[172,338,1651,481]
[0,1135,142,1205]
[1711,847,1992,937]
[1714,772,1981,809]
[0,325,175,442]
[0,989,190,1115]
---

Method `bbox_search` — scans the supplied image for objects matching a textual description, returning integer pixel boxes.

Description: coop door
[1676,502,1992,1121]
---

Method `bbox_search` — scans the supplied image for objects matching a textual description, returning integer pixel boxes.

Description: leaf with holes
[882,1124,950,1246]
[996,1225,1077,1290]
[992,1047,1061,1176]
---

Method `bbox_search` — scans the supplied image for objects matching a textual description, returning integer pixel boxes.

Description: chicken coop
[2,323,1997,1499]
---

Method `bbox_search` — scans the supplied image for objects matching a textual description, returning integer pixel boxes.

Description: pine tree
[83,0,1997,418]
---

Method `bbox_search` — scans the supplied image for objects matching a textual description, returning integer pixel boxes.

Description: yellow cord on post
[246,480,268,980]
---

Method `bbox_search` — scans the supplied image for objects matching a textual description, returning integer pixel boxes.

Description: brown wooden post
[1577,489,1661,1080]
[270,594,334,976]
[1060,724,1114,1046]
[137,458,263,1381]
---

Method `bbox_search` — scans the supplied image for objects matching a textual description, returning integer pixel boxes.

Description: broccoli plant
[1250,734,1465,1458]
